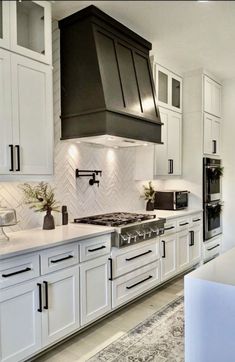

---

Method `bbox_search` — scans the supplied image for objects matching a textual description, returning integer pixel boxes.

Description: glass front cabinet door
[155,64,182,113]
[0,0,10,49]
[10,1,52,64]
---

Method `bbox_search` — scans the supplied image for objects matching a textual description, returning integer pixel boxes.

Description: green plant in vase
[19,182,60,230]
[143,181,156,211]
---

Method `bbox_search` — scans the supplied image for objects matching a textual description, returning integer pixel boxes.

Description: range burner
[74,212,166,248]
[74,212,156,227]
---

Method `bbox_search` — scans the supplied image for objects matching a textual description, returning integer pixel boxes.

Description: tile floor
[34,276,184,362]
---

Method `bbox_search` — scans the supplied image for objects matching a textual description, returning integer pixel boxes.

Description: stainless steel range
[74,212,166,248]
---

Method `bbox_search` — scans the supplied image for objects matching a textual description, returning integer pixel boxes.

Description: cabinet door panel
[204,75,222,118]
[9,0,52,64]
[189,226,202,265]
[212,82,222,118]
[0,49,12,174]
[212,119,221,156]
[11,54,53,174]
[42,267,80,346]
[161,234,177,282]
[204,113,220,156]
[0,0,10,49]
[177,230,190,272]
[80,256,111,325]
[168,111,182,175]
[154,108,168,175]
[0,281,41,362]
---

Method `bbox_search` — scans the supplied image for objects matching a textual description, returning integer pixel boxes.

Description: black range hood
[59,5,162,147]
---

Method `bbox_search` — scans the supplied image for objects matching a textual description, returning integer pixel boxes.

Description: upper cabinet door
[155,107,169,176]
[0,49,13,175]
[154,63,182,113]
[0,0,10,49]
[204,75,222,118]
[10,1,52,64]
[11,54,53,175]
[204,113,221,156]
[167,111,182,175]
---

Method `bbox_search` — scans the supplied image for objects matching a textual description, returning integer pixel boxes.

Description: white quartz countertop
[0,224,114,259]
[135,208,202,220]
[186,247,235,286]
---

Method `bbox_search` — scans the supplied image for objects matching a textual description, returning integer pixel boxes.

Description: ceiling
[52,1,235,81]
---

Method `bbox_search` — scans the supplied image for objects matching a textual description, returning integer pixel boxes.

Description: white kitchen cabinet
[204,113,221,156]
[153,63,182,113]
[9,0,52,64]
[0,49,12,174]
[160,234,177,282]
[42,266,80,346]
[189,226,202,265]
[0,0,10,49]
[204,75,222,118]
[155,107,182,176]
[0,53,53,175]
[0,280,42,362]
[80,256,111,325]
[177,229,190,272]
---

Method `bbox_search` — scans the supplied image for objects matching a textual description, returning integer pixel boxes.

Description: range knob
[120,234,129,244]
[136,230,145,238]
[145,229,152,238]
[150,227,159,235]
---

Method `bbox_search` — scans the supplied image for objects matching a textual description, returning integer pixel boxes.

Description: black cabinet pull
[189,231,194,246]
[126,250,152,261]
[164,226,175,231]
[162,240,166,258]
[108,258,113,281]
[193,218,201,222]
[2,267,31,278]
[9,144,14,171]
[88,245,106,252]
[179,222,189,226]
[15,145,20,171]
[207,244,220,251]
[212,140,217,154]
[37,283,42,312]
[171,159,174,174]
[43,281,49,309]
[168,159,173,174]
[50,255,73,263]
[126,275,152,290]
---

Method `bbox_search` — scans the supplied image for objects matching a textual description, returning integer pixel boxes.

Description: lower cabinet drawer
[40,243,79,275]
[79,234,111,262]
[112,240,159,278]
[163,219,177,235]
[112,261,161,308]
[0,253,40,289]
[203,236,221,262]
[190,213,202,228]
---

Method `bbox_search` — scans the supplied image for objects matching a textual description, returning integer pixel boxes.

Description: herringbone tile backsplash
[0,23,144,232]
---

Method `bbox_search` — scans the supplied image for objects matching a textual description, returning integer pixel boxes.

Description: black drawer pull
[88,245,106,252]
[162,240,166,258]
[126,275,153,290]
[15,145,20,171]
[50,255,73,263]
[43,281,49,310]
[179,222,189,226]
[189,231,194,246]
[37,283,42,313]
[108,258,113,281]
[207,244,220,251]
[164,226,175,231]
[126,250,152,261]
[9,144,14,171]
[2,267,31,278]
[193,218,201,222]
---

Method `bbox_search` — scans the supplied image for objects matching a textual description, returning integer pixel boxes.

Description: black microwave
[154,191,189,210]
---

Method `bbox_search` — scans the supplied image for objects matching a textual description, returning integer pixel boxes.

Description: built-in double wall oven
[203,158,223,240]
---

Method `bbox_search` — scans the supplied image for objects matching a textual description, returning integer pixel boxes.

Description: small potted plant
[143,181,156,211]
[19,182,60,230]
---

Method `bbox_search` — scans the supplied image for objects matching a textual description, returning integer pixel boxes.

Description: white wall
[221,78,235,252]
[0,23,144,232]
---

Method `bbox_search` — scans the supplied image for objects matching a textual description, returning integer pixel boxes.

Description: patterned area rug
[88,296,184,362]
[89,297,184,362]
